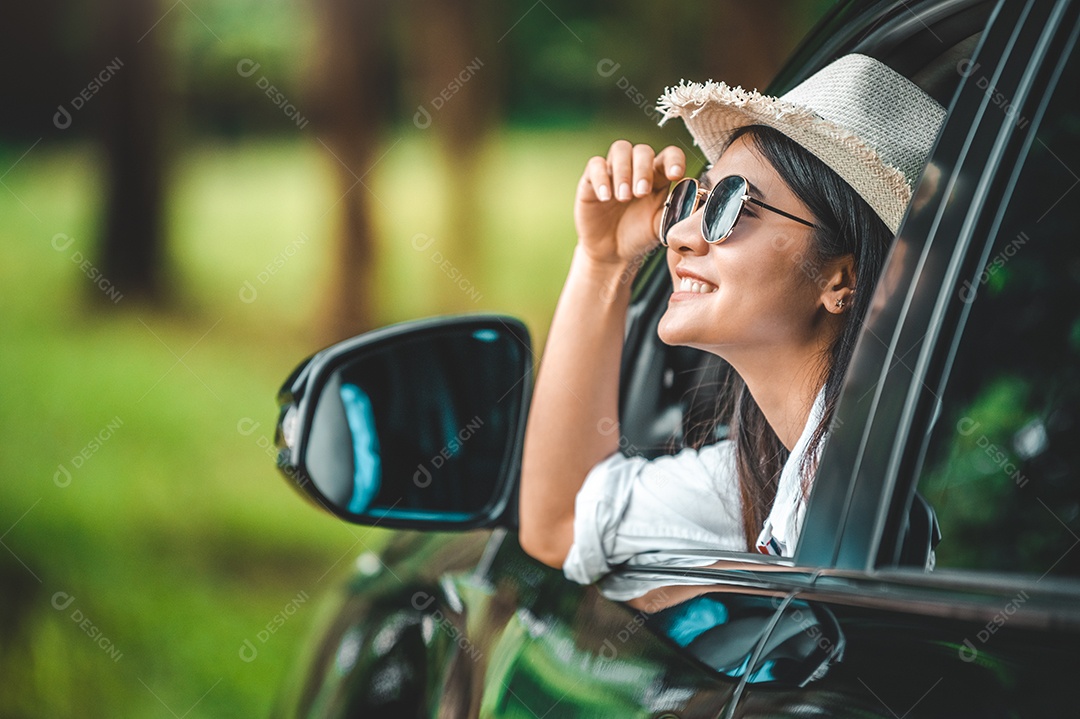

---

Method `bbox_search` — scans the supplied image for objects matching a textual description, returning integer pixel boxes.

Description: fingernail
[669,165,682,178]
[597,184,611,201]
[617,182,630,200]
[635,179,650,195]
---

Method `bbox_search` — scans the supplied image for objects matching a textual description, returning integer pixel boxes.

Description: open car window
[911,25,1080,580]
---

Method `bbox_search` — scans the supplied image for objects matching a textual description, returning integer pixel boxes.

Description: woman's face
[657,134,835,361]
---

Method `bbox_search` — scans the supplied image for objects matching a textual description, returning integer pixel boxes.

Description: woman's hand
[575,141,686,266]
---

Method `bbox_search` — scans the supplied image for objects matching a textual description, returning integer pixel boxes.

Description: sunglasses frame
[659,175,819,246]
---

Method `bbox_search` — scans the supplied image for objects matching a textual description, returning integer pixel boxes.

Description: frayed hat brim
[656,56,945,234]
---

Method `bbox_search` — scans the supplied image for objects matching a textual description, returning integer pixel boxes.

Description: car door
[274,529,756,717]
[729,0,1080,715]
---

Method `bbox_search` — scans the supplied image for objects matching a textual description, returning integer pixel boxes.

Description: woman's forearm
[518,139,683,568]
[518,245,635,567]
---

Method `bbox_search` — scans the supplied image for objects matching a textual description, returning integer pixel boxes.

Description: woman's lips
[671,268,718,299]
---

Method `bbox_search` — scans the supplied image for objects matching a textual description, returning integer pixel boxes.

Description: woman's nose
[666,211,709,255]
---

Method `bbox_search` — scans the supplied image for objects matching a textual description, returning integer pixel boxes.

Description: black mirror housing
[275,315,532,531]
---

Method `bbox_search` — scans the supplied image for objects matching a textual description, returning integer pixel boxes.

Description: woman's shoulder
[588,439,738,495]
[674,440,737,491]
[664,438,736,469]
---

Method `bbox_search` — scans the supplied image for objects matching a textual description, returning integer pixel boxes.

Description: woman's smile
[671,266,718,300]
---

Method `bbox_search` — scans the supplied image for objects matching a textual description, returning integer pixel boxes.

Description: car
[268,0,1080,716]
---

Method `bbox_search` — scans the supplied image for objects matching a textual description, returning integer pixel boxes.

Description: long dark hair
[711,124,896,549]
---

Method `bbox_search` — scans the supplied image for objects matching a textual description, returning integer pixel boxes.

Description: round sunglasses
[659,175,818,246]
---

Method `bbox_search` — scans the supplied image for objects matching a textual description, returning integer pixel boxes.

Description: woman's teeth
[679,277,717,294]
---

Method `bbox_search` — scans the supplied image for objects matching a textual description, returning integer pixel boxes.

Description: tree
[98,0,169,303]
[309,0,392,342]
[412,0,500,312]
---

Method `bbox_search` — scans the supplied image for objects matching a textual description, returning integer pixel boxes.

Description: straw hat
[656,54,946,233]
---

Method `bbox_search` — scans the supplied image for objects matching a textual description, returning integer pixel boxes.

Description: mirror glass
[302,325,527,524]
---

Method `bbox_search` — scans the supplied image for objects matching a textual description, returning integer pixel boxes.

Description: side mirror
[274,315,532,530]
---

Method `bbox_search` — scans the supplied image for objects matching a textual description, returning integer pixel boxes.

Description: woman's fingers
[655,146,687,186]
[583,155,611,202]
[607,139,633,201]
[584,141,685,202]
[631,144,656,197]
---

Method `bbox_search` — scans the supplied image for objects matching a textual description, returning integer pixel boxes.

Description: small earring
[835,297,845,310]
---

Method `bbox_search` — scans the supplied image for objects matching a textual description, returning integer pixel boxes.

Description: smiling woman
[518,53,946,599]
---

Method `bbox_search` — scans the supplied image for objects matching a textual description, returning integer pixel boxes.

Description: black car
[269,0,1080,716]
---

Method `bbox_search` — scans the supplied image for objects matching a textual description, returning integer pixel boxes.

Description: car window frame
[816,0,1080,579]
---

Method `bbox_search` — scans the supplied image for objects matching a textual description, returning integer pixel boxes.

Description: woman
[518,54,945,600]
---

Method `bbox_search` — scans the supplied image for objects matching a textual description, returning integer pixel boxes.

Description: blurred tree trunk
[703,1,793,91]
[413,0,499,312]
[98,0,168,303]
[311,0,391,342]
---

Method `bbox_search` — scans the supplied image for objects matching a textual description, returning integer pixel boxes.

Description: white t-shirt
[562,386,827,600]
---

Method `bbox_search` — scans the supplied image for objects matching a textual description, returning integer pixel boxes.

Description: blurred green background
[0,0,829,715]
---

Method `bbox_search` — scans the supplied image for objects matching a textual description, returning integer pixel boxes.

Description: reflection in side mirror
[275,315,532,530]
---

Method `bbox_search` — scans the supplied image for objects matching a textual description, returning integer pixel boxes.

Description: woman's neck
[729,343,830,452]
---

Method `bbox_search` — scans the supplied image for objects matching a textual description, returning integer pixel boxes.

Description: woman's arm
[518,140,685,568]
[517,246,632,567]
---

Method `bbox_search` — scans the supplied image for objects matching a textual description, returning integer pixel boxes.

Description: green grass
[0,128,619,716]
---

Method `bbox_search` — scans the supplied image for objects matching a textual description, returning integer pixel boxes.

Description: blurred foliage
[175,0,318,135]
[0,127,654,716]
[0,0,833,139]
[0,139,368,716]
[499,1,831,126]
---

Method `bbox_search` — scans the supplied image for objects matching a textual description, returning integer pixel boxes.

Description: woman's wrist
[571,244,641,304]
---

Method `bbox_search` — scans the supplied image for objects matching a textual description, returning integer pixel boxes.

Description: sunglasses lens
[702,176,747,243]
[661,179,698,243]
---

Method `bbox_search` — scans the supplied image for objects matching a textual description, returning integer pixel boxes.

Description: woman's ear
[820,253,856,314]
